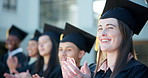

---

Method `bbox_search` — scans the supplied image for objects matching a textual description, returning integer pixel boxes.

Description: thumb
[13,56,18,63]
[83,61,90,74]
[26,70,30,73]
[12,69,19,74]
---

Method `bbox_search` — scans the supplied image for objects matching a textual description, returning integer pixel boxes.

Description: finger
[62,61,76,77]
[12,69,19,74]
[3,73,9,77]
[13,56,18,63]
[69,57,76,67]
[83,61,91,74]
[67,58,80,74]
[61,66,68,78]
[26,70,30,73]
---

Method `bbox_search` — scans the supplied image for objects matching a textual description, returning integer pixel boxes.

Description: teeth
[102,40,109,42]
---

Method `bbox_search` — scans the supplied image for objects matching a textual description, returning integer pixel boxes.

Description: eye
[67,48,72,51]
[98,28,103,31]
[59,48,62,51]
[107,27,114,30]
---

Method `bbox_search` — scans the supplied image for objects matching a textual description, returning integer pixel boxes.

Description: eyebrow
[106,24,116,27]
[59,46,74,48]
[98,25,102,27]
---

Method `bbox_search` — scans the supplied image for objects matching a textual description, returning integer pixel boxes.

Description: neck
[76,60,81,67]
[31,54,39,58]
[9,47,19,51]
[43,55,50,65]
[106,51,118,68]
[30,56,38,59]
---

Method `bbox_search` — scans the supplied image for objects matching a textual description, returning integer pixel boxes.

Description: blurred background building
[0,0,147,66]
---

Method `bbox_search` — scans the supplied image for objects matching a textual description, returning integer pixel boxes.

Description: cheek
[32,47,38,53]
[45,43,52,52]
[112,32,122,46]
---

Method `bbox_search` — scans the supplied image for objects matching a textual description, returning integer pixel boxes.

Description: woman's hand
[61,57,91,78]
[32,74,44,78]
[6,56,19,73]
[15,70,32,78]
[4,73,16,78]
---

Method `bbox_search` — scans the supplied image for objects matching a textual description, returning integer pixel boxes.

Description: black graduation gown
[17,61,37,74]
[32,64,63,78]
[90,58,148,78]
[0,61,7,77]
[0,52,27,73]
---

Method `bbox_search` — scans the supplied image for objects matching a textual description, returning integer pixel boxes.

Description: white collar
[28,57,38,65]
[8,47,23,56]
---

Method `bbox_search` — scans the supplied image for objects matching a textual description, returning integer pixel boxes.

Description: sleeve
[14,52,28,67]
[130,65,148,78]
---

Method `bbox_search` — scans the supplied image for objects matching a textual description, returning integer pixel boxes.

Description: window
[40,0,77,29]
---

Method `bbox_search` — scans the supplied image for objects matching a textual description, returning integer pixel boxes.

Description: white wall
[77,0,97,65]
[0,0,40,54]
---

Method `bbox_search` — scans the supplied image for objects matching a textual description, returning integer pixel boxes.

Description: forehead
[38,35,50,41]
[59,42,78,49]
[29,40,38,44]
[98,18,118,26]
[7,35,19,40]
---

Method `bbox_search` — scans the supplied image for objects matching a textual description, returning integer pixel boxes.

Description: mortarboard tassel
[60,34,64,41]
[95,36,99,51]
[6,29,9,39]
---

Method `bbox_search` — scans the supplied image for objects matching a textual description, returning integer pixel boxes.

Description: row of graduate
[1,0,148,78]
[0,22,95,78]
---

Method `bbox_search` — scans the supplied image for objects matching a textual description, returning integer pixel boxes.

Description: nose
[62,51,67,56]
[38,44,43,49]
[101,30,107,36]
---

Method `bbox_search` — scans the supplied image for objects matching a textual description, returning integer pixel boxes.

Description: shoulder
[48,65,63,78]
[89,63,96,75]
[116,58,148,78]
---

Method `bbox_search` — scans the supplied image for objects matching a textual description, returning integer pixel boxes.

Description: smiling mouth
[101,39,111,42]
[61,57,67,61]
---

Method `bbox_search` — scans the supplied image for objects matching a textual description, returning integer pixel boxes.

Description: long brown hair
[34,36,59,77]
[110,20,135,78]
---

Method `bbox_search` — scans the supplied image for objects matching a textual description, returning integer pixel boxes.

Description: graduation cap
[42,23,63,43]
[60,23,96,53]
[100,0,148,35]
[30,30,41,41]
[8,25,28,41]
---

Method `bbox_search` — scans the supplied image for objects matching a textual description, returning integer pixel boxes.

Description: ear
[78,50,85,59]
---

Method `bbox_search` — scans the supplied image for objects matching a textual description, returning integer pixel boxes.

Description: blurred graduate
[32,23,63,78]
[59,23,95,68]
[0,25,28,76]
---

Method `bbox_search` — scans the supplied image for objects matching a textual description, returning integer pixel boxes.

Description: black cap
[100,0,148,35]
[8,25,28,41]
[61,23,96,53]
[30,30,41,41]
[42,23,63,43]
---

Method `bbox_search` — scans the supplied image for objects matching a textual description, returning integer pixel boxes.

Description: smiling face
[27,40,38,57]
[38,35,52,56]
[97,18,122,53]
[5,35,20,51]
[58,42,85,66]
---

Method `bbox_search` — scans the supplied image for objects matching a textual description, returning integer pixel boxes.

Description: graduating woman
[61,0,148,78]
[32,23,63,78]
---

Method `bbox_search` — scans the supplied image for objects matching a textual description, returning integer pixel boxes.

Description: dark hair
[110,20,135,78]
[34,35,59,77]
